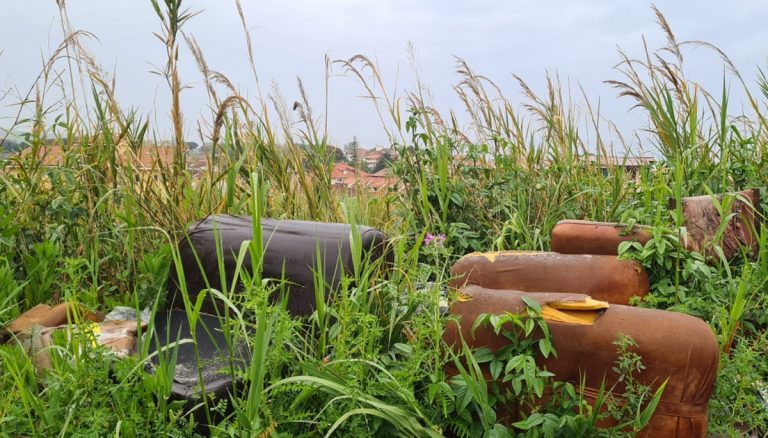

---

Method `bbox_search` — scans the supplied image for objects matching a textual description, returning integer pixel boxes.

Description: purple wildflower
[424,233,446,246]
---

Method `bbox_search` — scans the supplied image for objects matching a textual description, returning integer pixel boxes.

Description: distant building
[122,145,177,171]
[347,146,396,171]
[185,154,209,178]
[330,162,398,193]
[10,143,210,184]
[331,162,364,185]
[17,144,68,166]
[356,148,385,169]
[16,143,179,169]
[371,168,393,177]
[585,154,657,177]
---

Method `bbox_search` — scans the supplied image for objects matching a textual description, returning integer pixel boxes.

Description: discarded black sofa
[148,309,250,403]
[166,215,389,316]
[149,215,388,424]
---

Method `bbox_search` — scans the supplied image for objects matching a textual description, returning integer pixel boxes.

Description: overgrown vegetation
[0,2,766,436]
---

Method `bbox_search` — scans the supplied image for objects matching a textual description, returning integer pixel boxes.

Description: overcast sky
[1,1,767,151]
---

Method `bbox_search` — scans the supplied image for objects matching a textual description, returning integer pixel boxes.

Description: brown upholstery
[451,251,649,305]
[15,319,146,371]
[444,286,719,437]
[671,188,761,260]
[551,220,651,255]
[4,303,102,336]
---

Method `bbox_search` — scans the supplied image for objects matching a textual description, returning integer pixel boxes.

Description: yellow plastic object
[540,297,609,325]
[457,291,474,302]
[548,297,609,311]
[453,291,609,325]
[465,250,540,263]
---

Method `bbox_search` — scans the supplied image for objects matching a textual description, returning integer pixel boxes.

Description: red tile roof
[122,146,176,170]
[18,144,181,170]
[331,162,398,192]
[331,162,369,179]
[19,145,66,166]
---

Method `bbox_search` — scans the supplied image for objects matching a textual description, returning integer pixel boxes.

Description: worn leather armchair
[451,251,649,305]
[444,285,718,437]
[551,220,651,256]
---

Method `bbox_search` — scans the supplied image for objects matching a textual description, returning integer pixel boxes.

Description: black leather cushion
[166,215,389,316]
[147,309,249,402]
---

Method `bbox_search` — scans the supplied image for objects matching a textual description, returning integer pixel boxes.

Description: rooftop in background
[330,162,365,180]
[331,162,398,193]
[16,144,180,170]
[371,168,393,177]
[18,144,67,166]
[585,154,657,168]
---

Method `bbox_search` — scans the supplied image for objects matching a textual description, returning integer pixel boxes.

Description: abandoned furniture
[147,309,250,414]
[444,285,718,438]
[153,215,388,423]
[166,215,389,317]
[450,251,649,305]
[551,220,651,256]
[670,188,761,260]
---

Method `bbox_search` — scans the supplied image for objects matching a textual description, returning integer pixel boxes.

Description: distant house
[352,146,397,171]
[185,154,209,177]
[17,143,178,169]
[364,174,398,192]
[18,144,69,166]
[120,145,176,171]
[586,154,656,177]
[357,148,385,169]
[331,162,364,184]
[10,143,211,185]
[330,162,398,193]
[371,168,393,177]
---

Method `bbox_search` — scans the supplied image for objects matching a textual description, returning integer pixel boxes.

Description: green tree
[344,136,360,166]
[371,150,394,173]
